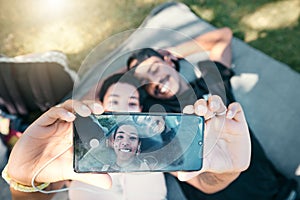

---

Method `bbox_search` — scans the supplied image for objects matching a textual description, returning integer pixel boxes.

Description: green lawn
[0,0,299,72]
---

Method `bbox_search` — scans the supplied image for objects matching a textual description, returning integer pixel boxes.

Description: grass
[0,0,299,72]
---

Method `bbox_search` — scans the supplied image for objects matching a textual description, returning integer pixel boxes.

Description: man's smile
[155,75,171,95]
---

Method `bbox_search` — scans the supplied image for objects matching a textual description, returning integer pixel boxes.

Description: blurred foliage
[97,116,117,134]
[0,0,299,72]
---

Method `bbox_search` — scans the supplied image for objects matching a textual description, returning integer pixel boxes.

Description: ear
[129,59,138,70]
[163,55,176,68]
[108,136,115,148]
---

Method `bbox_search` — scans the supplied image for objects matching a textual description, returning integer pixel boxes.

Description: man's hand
[7,100,111,190]
[179,95,251,193]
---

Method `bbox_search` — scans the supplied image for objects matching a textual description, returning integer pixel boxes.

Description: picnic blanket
[73,2,300,193]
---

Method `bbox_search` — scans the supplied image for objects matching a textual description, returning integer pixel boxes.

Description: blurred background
[0,1,299,199]
[0,0,299,72]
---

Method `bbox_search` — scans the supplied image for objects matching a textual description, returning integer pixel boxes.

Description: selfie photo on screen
[73,113,204,173]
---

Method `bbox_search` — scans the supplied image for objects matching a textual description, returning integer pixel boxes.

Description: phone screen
[73,112,204,173]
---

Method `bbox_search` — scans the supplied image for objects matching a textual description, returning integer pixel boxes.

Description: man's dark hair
[127,48,180,71]
[99,73,146,103]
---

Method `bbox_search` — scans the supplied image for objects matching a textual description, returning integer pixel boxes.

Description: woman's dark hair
[127,48,180,71]
[99,73,146,103]
[107,120,141,141]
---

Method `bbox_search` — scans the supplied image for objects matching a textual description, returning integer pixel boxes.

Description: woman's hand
[7,100,112,190]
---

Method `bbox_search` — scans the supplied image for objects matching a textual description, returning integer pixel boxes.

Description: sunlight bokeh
[231,73,259,94]
[40,0,67,14]
[0,0,298,71]
[0,0,120,68]
[241,0,300,42]
[190,5,215,22]
[27,21,113,54]
[16,0,114,54]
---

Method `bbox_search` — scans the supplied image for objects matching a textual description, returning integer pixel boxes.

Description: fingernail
[67,111,75,117]
[210,101,220,110]
[226,110,234,119]
[196,105,207,114]
[81,105,90,112]
[93,103,103,111]
[183,105,194,114]
[63,111,75,119]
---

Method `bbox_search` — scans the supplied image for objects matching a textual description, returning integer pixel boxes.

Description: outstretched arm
[167,27,233,68]
[176,95,251,194]
[6,100,111,200]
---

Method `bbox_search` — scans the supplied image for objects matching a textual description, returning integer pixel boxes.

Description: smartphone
[73,112,204,173]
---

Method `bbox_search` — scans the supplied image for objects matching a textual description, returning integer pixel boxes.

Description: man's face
[135,116,165,136]
[133,56,181,99]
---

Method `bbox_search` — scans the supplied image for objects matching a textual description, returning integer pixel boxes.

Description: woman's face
[113,124,140,161]
[103,82,141,112]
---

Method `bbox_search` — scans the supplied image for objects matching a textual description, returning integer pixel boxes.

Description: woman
[99,73,145,112]
[70,73,167,200]
[108,121,150,171]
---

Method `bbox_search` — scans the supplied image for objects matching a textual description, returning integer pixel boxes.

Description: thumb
[177,171,201,182]
[70,172,112,189]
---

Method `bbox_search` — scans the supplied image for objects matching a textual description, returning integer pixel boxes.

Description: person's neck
[116,157,135,168]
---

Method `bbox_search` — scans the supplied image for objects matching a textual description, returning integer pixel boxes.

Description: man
[127,28,235,113]
[126,27,298,199]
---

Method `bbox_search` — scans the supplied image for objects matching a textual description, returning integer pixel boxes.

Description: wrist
[197,172,240,193]
[2,164,50,193]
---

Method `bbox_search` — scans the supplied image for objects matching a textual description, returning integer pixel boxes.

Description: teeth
[120,149,131,152]
[160,83,169,94]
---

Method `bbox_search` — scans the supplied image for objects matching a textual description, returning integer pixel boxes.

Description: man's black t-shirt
[141,60,296,199]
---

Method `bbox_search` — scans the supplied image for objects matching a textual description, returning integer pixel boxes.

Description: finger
[183,105,194,114]
[70,172,112,189]
[36,107,76,127]
[194,99,207,115]
[207,95,227,115]
[64,100,92,117]
[177,171,202,181]
[194,99,215,120]
[226,102,244,121]
[59,100,91,117]
[82,100,104,115]
[59,99,76,113]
